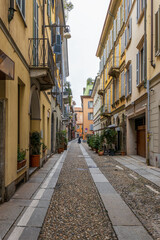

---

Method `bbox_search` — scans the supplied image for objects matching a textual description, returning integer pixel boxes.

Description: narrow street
[1,141,160,239]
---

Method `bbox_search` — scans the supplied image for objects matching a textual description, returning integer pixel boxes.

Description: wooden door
[137,126,146,157]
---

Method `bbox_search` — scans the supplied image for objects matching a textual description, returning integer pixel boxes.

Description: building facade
[0,0,70,202]
[74,107,83,138]
[81,80,94,140]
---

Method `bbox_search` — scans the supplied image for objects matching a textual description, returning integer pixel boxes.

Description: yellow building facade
[0,0,67,201]
[96,0,148,157]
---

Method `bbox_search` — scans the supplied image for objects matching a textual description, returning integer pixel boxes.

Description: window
[116,44,119,67]
[106,67,108,82]
[89,90,92,96]
[116,78,119,101]
[114,19,117,42]
[125,0,132,22]
[109,89,111,113]
[121,31,125,54]
[121,71,125,97]
[136,45,144,86]
[77,125,80,129]
[125,18,132,48]
[155,8,160,56]
[90,124,93,131]
[125,64,132,96]
[137,0,145,23]
[88,113,93,120]
[88,101,93,108]
[17,0,25,19]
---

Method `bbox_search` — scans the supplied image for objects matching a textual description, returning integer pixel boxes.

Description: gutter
[151,0,156,68]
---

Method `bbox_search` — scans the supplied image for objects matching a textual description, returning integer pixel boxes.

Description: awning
[0,50,15,80]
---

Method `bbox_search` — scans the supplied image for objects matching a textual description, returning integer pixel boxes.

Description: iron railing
[28,38,54,81]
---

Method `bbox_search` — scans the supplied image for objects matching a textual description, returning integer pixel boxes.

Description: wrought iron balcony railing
[28,38,55,84]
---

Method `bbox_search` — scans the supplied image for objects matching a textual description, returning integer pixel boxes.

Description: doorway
[137,125,146,157]
[0,100,5,202]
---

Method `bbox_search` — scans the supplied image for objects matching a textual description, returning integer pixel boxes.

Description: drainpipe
[145,0,149,165]
[151,0,156,68]
[43,0,45,66]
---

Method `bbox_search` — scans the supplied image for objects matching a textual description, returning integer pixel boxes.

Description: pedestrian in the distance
[78,137,81,144]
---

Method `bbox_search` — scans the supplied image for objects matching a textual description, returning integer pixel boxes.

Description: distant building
[81,80,94,140]
[75,107,83,138]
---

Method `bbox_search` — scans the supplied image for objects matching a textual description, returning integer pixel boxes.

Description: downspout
[43,0,45,66]
[151,0,156,68]
[145,0,149,165]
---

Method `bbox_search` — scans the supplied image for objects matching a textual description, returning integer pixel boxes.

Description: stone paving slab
[101,194,141,226]
[91,173,109,183]
[13,183,41,199]
[18,227,41,240]
[95,182,118,194]
[0,205,24,220]
[26,207,48,227]
[113,226,153,240]
[0,220,14,239]
[89,168,102,174]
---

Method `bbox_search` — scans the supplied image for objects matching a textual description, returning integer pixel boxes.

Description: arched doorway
[29,85,41,167]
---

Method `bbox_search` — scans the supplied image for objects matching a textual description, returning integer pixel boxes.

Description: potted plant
[17,147,27,170]
[30,131,41,167]
[94,134,100,153]
[98,134,104,156]
[104,129,117,156]
[42,143,47,153]
[56,131,64,153]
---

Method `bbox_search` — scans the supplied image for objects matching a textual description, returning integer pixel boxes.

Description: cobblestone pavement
[39,142,117,240]
[82,143,160,240]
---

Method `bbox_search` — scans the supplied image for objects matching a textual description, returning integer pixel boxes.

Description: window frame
[16,0,26,25]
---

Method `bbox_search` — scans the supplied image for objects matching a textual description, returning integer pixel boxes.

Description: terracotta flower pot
[98,151,104,156]
[30,155,40,167]
[17,159,27,170]
[121,151,125,156]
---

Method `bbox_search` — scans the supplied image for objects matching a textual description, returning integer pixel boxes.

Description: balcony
[63,91,70,104]
[98,89,104,96]
[108,55,120,78]
[100,105,110,117]
[28,38,55,91]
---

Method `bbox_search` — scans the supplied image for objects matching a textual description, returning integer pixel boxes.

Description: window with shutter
[112,81,115,104]
[128,64,132,94]
[109,89,111,112]
[136,52,140,86]
[105,92,107,106]
[129,18,132,40]
[110,30,113,50]
[116,78,119,101]
[121,71,124,96]
[16,0,25,19]
[54,35,61,54]
[107,40,109,58]
[125,71,128,97]
[114,19,117,42]
[137,0,140,22]
[106,67,108,82]
[141,47,144,81]
[33,0,39,66]
[155,8,160,56]
[125,0,128,22]
[125,28,127,47]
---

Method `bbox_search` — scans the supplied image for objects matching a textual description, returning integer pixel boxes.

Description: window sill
[120,95,125,101]
[126,93,131,100]
[137,80,145,88]
[16,3,27,27]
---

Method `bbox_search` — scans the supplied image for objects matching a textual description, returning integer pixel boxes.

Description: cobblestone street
[1,141,160,239]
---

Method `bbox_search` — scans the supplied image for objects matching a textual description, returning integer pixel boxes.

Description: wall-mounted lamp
[45,23,71,39]
[8,0,16,23]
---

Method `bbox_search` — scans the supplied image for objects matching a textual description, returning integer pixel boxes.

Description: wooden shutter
[117,7,121,33]
[137,0,140,22]
[105,92,107,106]
[128,64,132,94]
[125,28,127,47]
[121,71,124,96]
[116,78,119,101]
[125,0,128,22]
[129,18,132,40]
[109,89,111,112]
[142,44,145,81]
[136,52,140,85]
[106,67,108,81]
[88,113,90,120]
[112,81,115,104]
[22,0,25,18]
[114,19,117,42]
[125,71,128,97]
[155,11,158,54]
[110,30,113,50]
[122,0,125,24]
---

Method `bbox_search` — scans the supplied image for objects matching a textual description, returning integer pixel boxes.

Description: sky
[67,0,110,107]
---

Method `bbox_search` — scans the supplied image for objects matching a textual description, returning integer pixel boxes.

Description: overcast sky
[67,0,110,107]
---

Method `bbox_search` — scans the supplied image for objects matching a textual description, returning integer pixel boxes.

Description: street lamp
[45,23,71,39]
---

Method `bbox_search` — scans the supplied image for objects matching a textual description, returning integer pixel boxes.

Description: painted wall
[82,97,93,140]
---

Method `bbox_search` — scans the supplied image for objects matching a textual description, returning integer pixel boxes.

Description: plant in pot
[42,143,47,153]
[17,147,27,170]
[104,129,117,156]
[56,131,64,153]
[94,134,100,153]
[98,134,104,156]
[30,131,41,167]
